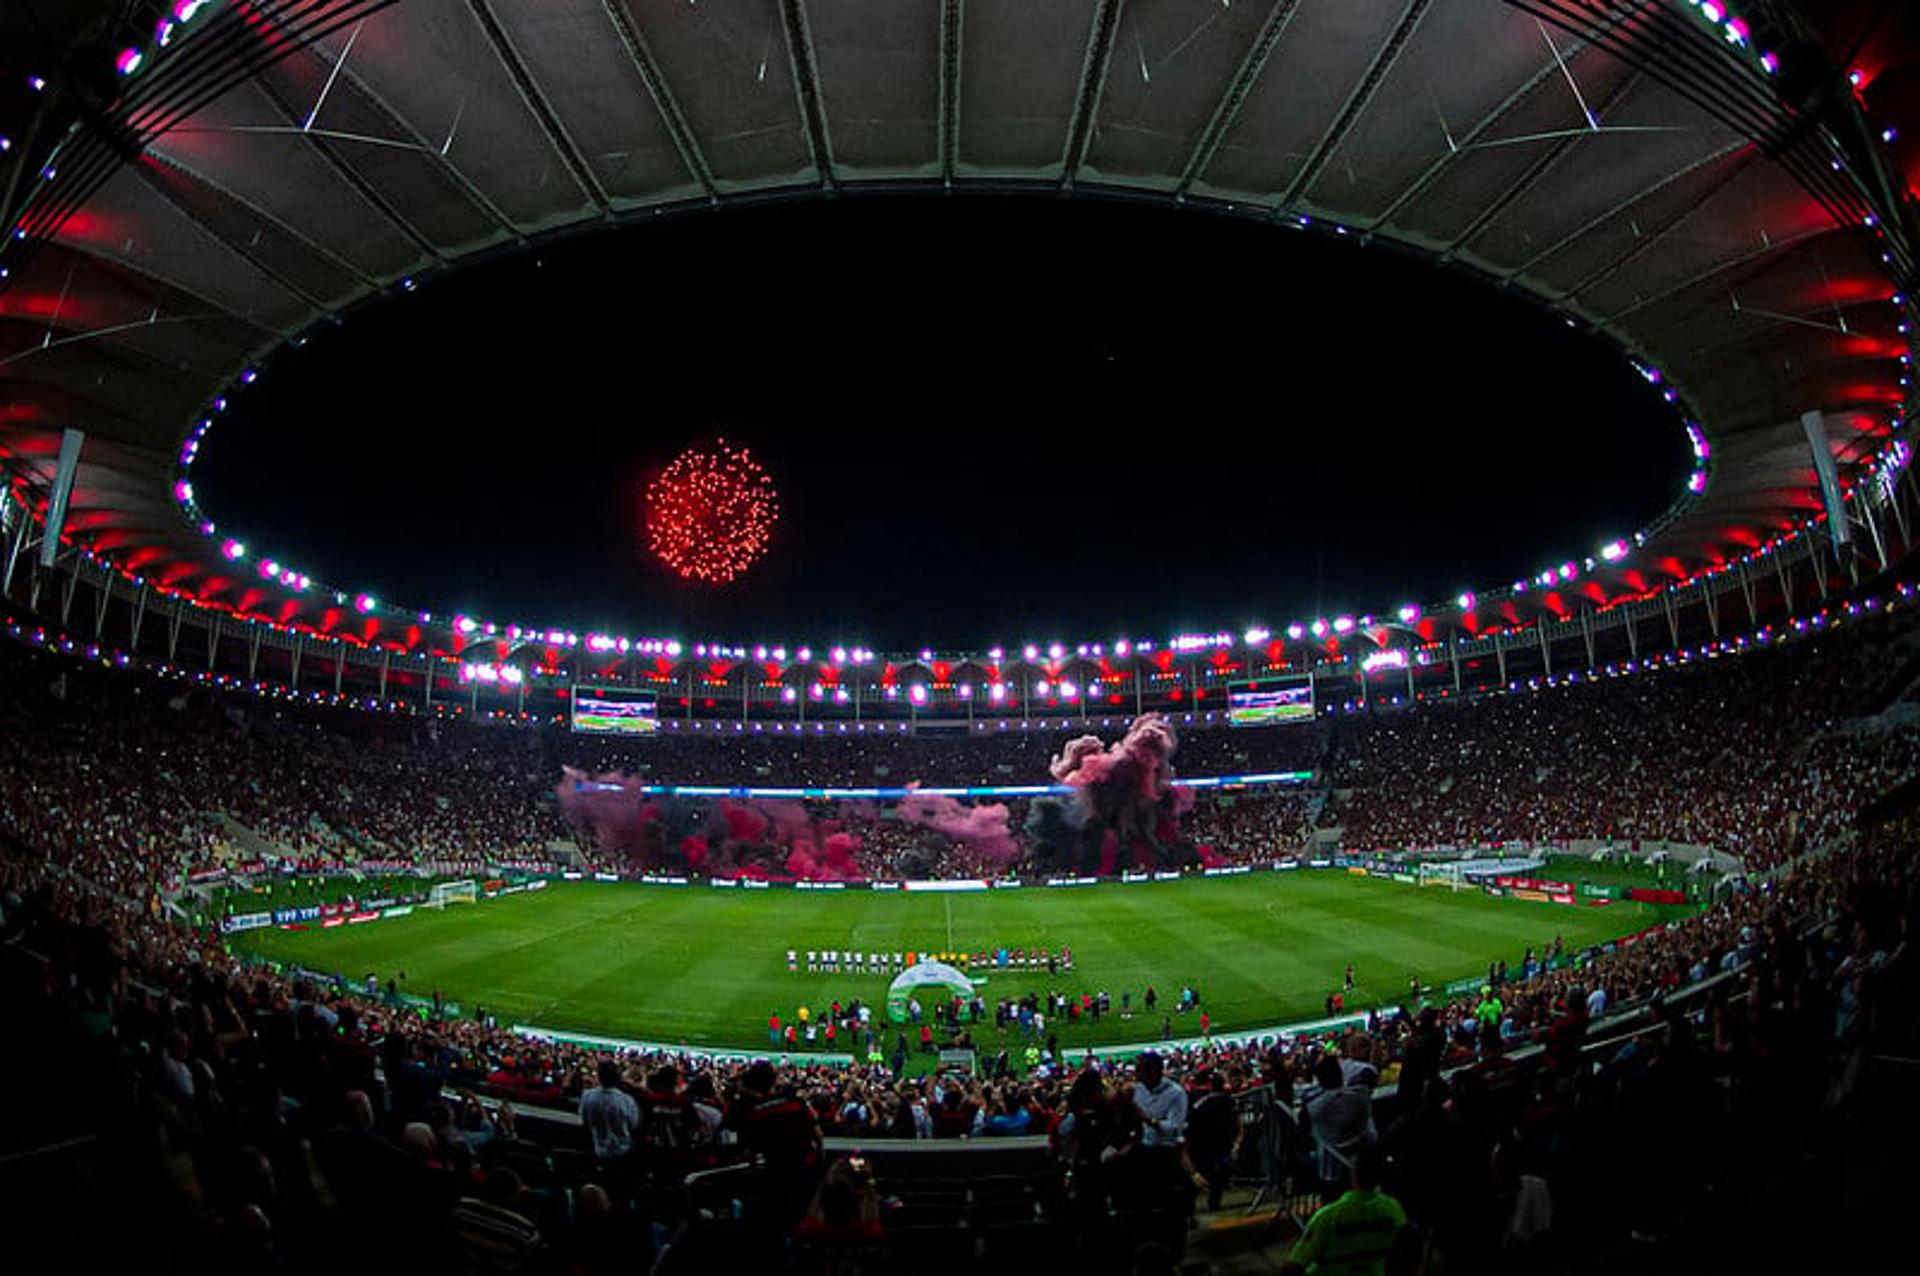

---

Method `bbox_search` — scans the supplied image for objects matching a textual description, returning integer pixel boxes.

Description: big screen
[1228,682,1314,727]
[571,687,660,735]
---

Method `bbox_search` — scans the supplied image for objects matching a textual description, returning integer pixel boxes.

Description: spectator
[579,1060,639,1165]
[1282,1147,1411,1276]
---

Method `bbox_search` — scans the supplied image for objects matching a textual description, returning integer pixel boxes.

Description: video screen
[571,688,660,735]
[1228,682,1313,727]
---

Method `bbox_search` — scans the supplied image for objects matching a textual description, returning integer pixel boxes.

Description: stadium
[1,1,1917,1273]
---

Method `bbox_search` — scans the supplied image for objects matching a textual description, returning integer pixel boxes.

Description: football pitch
[230,873,1687,1052]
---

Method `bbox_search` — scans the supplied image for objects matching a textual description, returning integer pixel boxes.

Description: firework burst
[643,439,780,584]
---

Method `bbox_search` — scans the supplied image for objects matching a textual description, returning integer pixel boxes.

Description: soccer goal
[426,879,479,909]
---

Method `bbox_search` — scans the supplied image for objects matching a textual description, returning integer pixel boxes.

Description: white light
[1244,626,1270,645]
[1332,616,1354,634]
[1396,605,1420,624]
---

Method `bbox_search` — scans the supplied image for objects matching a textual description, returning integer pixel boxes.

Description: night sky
[194,194,1689,650]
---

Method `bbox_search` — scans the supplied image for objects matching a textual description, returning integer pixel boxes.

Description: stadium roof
[0,0,1915,660]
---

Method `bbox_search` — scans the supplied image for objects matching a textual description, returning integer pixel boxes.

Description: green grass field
[230,873,1688,1052]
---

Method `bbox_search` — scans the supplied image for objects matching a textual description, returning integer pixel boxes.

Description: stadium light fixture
[1456,591,1475,611]
[1396,605,1420,624]
[1243,626,1270,645]
[1286,623,1304,640]
[1331,616,1354,634]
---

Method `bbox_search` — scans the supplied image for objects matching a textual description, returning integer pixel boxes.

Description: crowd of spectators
[7,603,1916,890]
[1329,617,1920,871]
[3,788,1912,1269]
[3,596,1918,1268]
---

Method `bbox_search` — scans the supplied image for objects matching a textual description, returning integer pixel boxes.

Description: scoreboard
[1227,681,1313,727]
[570,686,660,735]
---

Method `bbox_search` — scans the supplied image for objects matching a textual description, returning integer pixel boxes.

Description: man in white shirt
[579,1060,639,1163]
[1132,1051,1189,1149]
[1586,985,1608,1020]
[1128,1051,1193,1206]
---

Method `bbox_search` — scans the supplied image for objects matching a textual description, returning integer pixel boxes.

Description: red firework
[643,439,780,584]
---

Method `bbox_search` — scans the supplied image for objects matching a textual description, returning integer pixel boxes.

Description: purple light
[114,48,144,76]
[1759,50,1779,74]
[221,539,245,560]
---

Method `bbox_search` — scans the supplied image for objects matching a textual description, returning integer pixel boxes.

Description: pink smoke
[895,793,1021,867]
[1048,712,1179,800]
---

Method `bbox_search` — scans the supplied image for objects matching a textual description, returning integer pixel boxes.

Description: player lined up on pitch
[786,945,1073,973]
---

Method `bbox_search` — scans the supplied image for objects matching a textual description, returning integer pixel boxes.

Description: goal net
[426,879,479,909]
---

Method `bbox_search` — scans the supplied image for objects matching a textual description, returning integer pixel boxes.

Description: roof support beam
[250,67,444,264]
[601,0,717,201]
[1278,0,1431,208]
[1370,38,1578,229]
[465,0,610,216]
[1175,0,1303,199]
[938,0,964,186]
[1504,140,1749,283]
[1060,0,1124,186]
[321,60,525,243]
[1442,70,1644,263]
[129,162,339,313]
[779,0,837,190]
[138,147,379,295]
[1597,221,1834,323]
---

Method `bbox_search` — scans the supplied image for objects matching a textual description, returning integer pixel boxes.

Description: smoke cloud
[555,711,1197,879]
